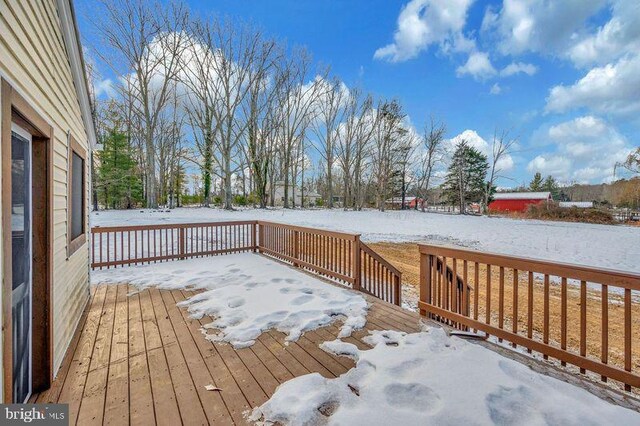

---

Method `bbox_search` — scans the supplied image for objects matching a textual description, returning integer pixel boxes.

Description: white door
[11,123,33,403]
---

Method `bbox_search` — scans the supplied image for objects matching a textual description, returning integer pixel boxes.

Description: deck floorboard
[35,282,423,425]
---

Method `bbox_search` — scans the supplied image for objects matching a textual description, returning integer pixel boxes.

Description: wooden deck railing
[257,221,402,305]
[359,242,402,306]
[91,221,257,269]
[90,220,402,305]
[419,243,640,391]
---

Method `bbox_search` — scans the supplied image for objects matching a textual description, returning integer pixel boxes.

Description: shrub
[233,194,248,206]
[526,202,615,225]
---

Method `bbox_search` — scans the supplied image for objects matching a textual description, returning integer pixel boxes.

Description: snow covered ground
[92,253,368,348]
[92,207,640,273]
[251,327,640,425]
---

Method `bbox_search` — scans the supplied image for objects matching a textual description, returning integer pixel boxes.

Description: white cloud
[545,54,640,115]
[500,61,538,77]
[490,83,502,95]
[374,0,474,62]
[482,0,607,57]
[567,0,640,67]
[456,51,497,80]
[93,78,116,98]
[527,116,631,182]
[527,155,572,178]
[449,130,514,172]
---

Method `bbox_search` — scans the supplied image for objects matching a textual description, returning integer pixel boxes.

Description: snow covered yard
[92,207,640,274]
[92,253,368,348]
[251,327,640,425]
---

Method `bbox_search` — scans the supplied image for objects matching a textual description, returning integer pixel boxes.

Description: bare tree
[205,19,278,209]
[178,19,225,206]
[242,43,284,208]
[311,76,347,208]
[484,129,517,214]
[371,100,406,211]
[276,49,324,208]
[616,147,640,176]
[415,116,446,211]
[95,0,189,208]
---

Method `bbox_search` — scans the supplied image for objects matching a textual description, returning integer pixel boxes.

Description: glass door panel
[11,124,32,403]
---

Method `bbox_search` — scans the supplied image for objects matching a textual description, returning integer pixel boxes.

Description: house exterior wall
[0,0,91,397]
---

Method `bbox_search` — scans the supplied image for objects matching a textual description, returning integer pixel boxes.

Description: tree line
[89,0,637,214]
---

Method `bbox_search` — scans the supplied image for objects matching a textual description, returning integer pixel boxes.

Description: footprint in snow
[384,383,442,414]
[227,297,246,308]
[290,295,314,305]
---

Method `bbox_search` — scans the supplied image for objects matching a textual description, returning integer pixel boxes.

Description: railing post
[293,230,300,267]
[257,222,265,253]
[419,251,431,317]
[252,222,258,252]
[394,274,402,306]
[179,227,186,259]
[353,234,361,291]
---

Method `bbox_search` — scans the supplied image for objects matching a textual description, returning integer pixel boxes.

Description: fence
[91,220,402,305]
[611,209,640,222]
[419,243,640,391]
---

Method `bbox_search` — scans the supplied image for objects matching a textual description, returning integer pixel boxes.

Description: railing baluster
[498,266,504,341]
[462,260,468,318]
[474,262,479,323]
[527,271,533,354]
[543,274,550,360]
[561,277,567,366]
[452,259,458,316]
[512,269,518,348]
[486,264,491,327]
[625,288,632,391]
[602,284,609,382]
[580,280,587,374]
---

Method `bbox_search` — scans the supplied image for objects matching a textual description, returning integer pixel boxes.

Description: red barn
[489,192,552,213]
[385,196,424,210]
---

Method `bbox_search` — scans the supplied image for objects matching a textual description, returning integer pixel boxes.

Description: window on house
[68,137,86,256]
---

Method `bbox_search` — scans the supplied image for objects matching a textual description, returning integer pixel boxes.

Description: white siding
[0,0,91,396]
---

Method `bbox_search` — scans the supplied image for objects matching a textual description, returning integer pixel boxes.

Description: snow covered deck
[30,282,421,425]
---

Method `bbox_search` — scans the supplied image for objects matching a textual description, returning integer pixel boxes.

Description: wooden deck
[32,283,422,425]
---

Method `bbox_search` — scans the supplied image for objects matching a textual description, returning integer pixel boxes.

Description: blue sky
[77,0,640,187]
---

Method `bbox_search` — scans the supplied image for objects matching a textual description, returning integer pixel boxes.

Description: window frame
[67,135,87,257]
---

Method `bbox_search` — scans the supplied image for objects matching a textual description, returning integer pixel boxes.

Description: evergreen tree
[443,140,489,214]
[96,129,143,209]
[543,175,560,200]
[529,172,543,191]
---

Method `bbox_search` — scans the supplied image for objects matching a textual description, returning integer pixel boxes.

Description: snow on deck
[91,253,368,348]
[251,327,640,425]
[91,207,640,274]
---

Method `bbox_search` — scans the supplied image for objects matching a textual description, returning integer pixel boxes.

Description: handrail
[419,243,640,391]
[256,220,359,240]
[92,220,258,233]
